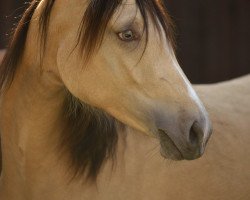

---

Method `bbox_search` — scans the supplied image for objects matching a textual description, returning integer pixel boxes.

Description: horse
[1,47,250,200]
[1,0,235,199]
[0,1,249,199]
[1,37,249,200]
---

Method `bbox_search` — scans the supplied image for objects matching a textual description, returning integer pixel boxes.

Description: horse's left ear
[0,49,6,64]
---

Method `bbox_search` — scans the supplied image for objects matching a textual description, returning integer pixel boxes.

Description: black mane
[0,0,174,180]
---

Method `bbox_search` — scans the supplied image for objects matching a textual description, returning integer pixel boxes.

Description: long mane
[0,0,174,180]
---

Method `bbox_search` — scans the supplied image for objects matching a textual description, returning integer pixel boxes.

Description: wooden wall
[165,0,250,83]
[0,0,249,83]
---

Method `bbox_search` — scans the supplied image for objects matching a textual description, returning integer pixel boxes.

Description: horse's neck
[0,61,139,200]
[0,62,71,199]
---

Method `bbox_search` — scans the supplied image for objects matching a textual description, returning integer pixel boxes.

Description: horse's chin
[158,129,184,161]
[160,147,184,161]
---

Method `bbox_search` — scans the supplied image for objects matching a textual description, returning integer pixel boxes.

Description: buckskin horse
[0,0,249,200]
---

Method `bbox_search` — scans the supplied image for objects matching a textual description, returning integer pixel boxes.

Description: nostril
[189,122,203,146]
[189,125,198,145]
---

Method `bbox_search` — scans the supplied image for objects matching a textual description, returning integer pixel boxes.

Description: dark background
[0,0,249,83]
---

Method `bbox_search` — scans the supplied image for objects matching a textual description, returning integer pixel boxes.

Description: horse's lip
[158,129,184,160]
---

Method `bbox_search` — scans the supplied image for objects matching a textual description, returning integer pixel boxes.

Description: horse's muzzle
[156,111,212,161]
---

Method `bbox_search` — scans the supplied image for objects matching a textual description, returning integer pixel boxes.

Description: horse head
[39,0,212,161]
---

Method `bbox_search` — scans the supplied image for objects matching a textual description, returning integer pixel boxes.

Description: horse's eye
[118,30,136,41]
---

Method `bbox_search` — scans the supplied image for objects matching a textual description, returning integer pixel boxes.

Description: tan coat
[90,76,250,200]
[0,60,249,199]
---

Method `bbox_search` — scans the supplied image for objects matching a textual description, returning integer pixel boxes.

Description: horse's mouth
[158,129,184,161]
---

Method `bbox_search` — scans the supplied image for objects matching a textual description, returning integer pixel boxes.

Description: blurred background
[0,0,249,83]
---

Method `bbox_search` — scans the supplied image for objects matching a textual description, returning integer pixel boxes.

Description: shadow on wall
[0,0,250,83]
